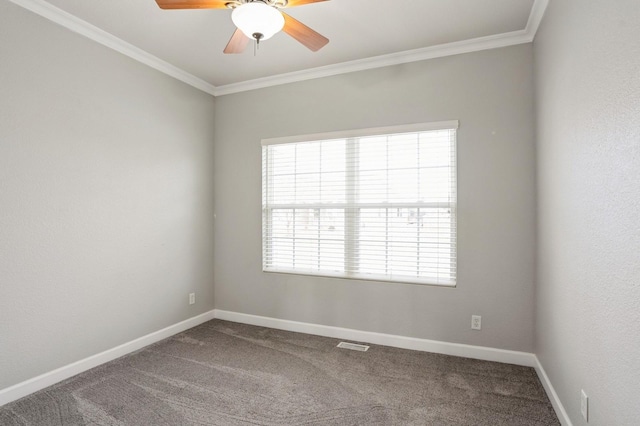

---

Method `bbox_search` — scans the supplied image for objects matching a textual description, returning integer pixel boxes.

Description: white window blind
[262,122,457,286]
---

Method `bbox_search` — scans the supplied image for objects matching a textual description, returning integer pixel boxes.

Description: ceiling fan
[155,0,330,54]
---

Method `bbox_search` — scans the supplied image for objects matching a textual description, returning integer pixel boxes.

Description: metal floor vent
[337,342,369,352]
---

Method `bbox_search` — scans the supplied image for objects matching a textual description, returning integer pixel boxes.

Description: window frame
[262,121,458,287]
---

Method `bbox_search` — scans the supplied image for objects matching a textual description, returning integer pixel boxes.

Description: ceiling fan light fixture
[231,2,285,41]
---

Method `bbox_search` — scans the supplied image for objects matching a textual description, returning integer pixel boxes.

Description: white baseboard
[1,307,570,426]
[0,310,215,407]
[213,309,537,367]
[534,356,573,426]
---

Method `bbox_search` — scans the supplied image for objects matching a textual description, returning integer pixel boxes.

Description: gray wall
[534,1,640,424]
[214,45,536,352]
[0,2,216,389]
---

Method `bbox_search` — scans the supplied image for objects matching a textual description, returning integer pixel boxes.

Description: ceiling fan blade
[283,0,329,7]
[155,0,231,9]
[224,29,250,54]
[282,13,329,52]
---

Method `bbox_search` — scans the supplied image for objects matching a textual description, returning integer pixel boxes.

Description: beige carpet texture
[0,320,560,425]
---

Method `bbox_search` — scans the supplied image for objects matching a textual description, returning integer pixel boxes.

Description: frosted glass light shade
[232,2,285,41]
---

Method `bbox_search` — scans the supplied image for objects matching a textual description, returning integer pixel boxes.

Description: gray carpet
[0,320,559,425]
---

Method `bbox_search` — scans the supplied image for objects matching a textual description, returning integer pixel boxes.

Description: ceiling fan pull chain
[253,32,263,56]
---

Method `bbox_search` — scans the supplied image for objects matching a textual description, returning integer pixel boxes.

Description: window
[262,121,457,286]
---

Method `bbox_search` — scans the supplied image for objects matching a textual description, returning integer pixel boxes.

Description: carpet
[0,319,559,425]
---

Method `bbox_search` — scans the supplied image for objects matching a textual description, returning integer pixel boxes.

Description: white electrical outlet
[581,389,589,421]
[471,315,482,330]
[189,293,196,305]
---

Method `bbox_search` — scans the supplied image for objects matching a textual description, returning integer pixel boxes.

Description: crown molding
[10,0,548,97]
[7,0,217,96]
[525,0,550,37]
[214,29,531,96]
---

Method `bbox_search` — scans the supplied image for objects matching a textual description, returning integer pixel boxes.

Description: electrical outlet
[189,293,196,305]
[471,315,482,330]
[581,389,589,421]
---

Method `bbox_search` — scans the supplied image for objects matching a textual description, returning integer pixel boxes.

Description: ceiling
[13,0,546,95]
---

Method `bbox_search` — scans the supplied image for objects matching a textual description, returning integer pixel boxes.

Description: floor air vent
[337,342,369,352]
